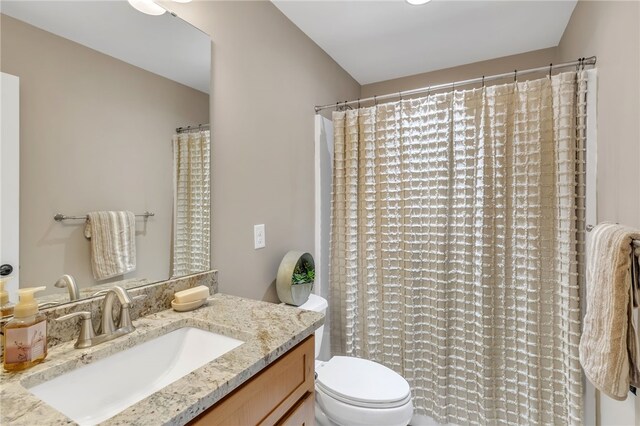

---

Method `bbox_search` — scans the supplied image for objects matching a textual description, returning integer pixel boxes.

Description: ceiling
[272,0,578,85]
[1,1,211,93]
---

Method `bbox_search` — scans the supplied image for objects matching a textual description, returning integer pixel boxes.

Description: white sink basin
[28,327,243,425]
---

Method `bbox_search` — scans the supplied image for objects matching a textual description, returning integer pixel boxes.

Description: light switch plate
[254,224,265,249]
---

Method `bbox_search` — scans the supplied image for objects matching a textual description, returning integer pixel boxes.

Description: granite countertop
[0,293,324,425]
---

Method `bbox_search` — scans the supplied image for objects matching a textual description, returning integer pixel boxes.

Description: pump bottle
[2,286,48,371]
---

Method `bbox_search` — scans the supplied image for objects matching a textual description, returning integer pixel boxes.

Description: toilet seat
[315,356,411,409]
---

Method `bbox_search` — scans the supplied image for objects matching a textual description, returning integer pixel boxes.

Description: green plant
[292,259,315,285]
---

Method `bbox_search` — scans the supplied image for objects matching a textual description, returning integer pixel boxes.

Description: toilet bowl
[297,295,413,426]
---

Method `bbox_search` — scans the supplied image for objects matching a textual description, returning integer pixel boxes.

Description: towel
[84,211,136,281]
[580,222,640,400]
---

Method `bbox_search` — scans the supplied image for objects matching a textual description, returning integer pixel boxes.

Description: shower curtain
[330,71,588,425]
[172,129,211,277]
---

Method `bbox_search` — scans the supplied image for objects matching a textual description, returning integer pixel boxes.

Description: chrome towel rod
[315,56,596,113]
[54,211,155,222]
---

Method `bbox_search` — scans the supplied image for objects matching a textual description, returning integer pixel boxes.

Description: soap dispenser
[0,278,15,317]
[2,286,48,371]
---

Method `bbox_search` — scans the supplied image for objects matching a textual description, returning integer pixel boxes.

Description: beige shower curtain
[172,129,211,277]
[330,71,587,425]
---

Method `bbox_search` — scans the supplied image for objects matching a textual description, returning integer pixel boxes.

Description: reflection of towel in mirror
[580,222,640,400]
[84,211,136,281]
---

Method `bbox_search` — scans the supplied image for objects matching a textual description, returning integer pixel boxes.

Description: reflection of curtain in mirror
[172,130,211,277]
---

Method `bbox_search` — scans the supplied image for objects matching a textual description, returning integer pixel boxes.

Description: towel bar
[54,212,154,222]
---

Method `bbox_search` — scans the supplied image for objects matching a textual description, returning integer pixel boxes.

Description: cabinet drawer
[190,336,314,426]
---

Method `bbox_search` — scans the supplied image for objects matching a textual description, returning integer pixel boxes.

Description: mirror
[0,1,211,310]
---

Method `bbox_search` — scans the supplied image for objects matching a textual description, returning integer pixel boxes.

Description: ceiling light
[406,0,432,5]
[127,0,166,16]
[172,0,192,3]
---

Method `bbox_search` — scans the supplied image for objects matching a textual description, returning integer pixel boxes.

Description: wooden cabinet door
[190,336,315,426]
[277,392,315,426]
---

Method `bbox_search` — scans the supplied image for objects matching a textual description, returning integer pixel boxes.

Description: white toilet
[298,294,414,426]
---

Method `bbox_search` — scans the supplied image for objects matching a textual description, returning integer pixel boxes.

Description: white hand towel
[84,211,136,281]
[580,222,640,400]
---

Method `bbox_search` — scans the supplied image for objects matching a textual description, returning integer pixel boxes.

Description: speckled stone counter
[0,294,324,425]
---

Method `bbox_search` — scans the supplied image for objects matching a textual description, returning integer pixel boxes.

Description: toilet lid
[315,356,411,408]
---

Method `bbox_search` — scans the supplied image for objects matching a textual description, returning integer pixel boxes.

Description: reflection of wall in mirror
[0,14,209,295]
[0,72,20,302]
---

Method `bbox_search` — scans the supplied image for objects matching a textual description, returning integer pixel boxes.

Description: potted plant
[292,259,315,286]
[276,251,315,306]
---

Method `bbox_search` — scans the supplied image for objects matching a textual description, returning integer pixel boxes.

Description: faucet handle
[119,294,144,331]
[56,311,96,349]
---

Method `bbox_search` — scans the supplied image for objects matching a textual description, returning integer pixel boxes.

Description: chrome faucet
[54,274,80,301]
[94,286,134,335]
[56,286,137,349]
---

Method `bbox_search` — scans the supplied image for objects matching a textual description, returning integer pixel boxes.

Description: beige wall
[361,47,558,97]
[558,0,640,230]
[558,1,640,425]
[157,1,360,301]
[0,14,209,294]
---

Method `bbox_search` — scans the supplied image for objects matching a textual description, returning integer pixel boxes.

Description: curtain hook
[335,102,339,111]
[514,69,517,82]
[482,76,485,87]
[548,63,553,78]
[357,98,361,109]
[374,95,378,106]
[399,91,403,102]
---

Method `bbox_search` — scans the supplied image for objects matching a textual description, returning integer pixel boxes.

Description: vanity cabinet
[190,336,315,426]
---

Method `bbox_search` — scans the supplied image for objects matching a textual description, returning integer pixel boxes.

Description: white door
[0,72,20,301]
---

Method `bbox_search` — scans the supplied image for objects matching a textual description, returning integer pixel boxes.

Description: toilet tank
[297,294,328,359]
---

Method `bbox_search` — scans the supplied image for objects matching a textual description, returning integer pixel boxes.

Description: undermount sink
[28,327,243,425]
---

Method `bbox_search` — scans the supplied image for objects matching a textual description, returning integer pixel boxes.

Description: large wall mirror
[0,1,211,310]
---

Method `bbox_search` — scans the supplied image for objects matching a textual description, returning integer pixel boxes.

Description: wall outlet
[254,224,265,249]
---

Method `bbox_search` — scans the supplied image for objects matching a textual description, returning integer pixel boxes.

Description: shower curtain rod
[176,124,210,133]
[314,56,596,113]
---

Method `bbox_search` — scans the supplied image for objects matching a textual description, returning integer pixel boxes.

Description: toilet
[297,294,414,426]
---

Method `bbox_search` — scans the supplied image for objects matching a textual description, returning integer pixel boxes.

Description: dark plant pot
[276,251,314,306]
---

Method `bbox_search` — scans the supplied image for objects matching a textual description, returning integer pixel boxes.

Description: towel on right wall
[580,222,640,400]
